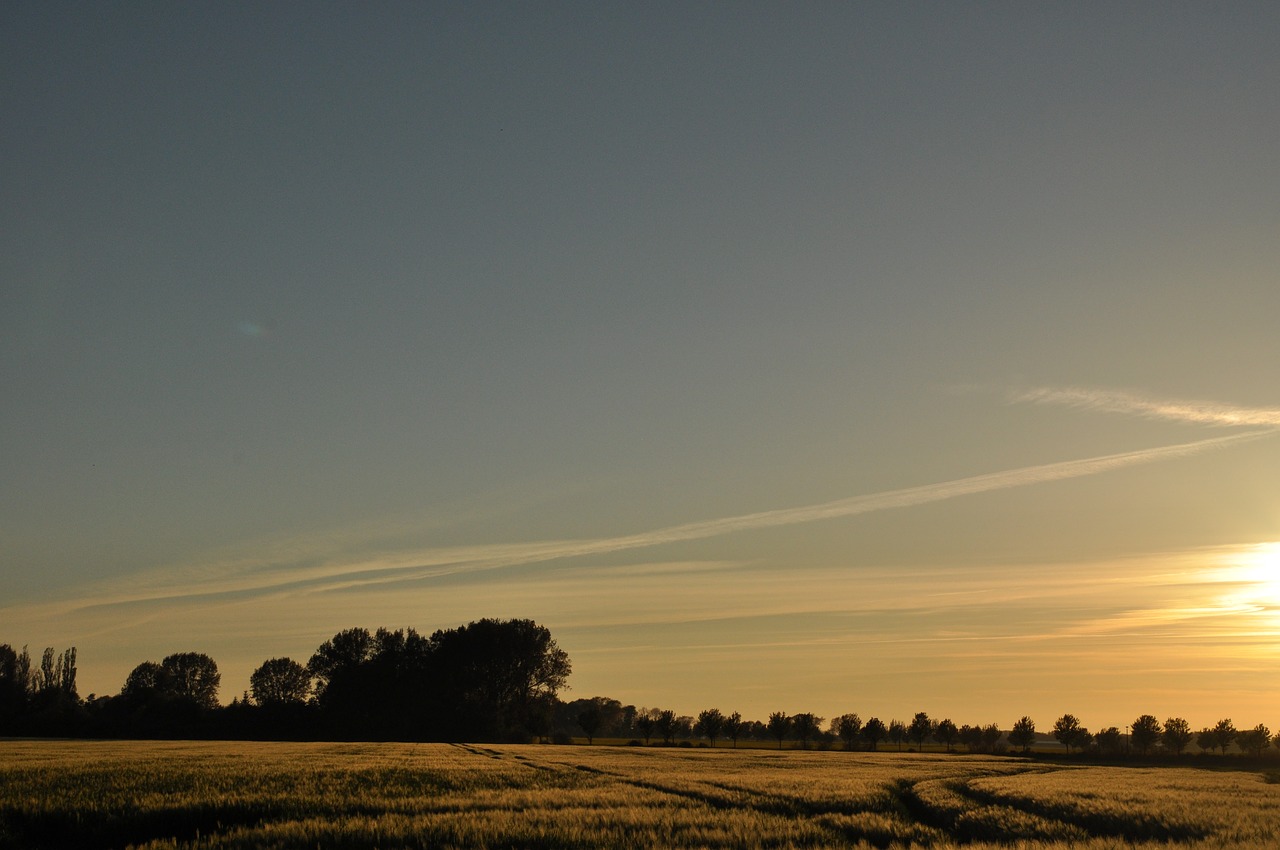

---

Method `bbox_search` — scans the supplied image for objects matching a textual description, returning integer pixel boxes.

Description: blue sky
[4,3,1280,728]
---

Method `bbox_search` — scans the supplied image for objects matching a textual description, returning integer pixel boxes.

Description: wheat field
[3,740,1279,849]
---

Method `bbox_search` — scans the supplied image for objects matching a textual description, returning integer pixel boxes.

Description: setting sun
[1234,542,1280,605]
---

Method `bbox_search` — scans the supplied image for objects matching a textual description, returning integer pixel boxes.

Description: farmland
[3,741,1280,849]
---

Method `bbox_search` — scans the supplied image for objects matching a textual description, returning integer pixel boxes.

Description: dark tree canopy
[1008,716,1036,753]
[250,658,311,706]
[862,717,888,751]
[1131,714,1162,756]
[160,653,221,709]
[791,713,822,749]
[429,618,571,742]
[1163,717,1193,755]
[767,712,790,748]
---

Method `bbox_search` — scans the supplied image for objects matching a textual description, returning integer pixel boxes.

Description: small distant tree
[767,712,791,749]
[1128,715,1159,756]
[1009,716,1036,753]
[656,709,679,744]
[1237,723,1272,758]
[695,708,726,748]
[1053,714,1084,754]
[1162,717,1192,755]
[908,712,934,751]
[934,718,959,752]
[959,724,982,753]
[636,711,656,744]
[1212,719,1237,755]
[1097,727,1124,755]
[888,719,907,751]
[982,723,1003,753]
[724,711,744,748]
[577,704,604,745]
[792,713,822,750]
[1196,727,1218,753]
[862,717,888,751]
[249,657,311,707]
[831,713,862,750]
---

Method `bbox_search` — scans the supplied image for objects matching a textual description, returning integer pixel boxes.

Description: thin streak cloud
[10,428,1270,618]
[1015,387,1280,427]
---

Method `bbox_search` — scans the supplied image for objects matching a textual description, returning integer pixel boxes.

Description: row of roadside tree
[2,628,1275,755]
[560,702,1279,758]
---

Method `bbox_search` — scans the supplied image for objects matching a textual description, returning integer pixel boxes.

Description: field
[4,741,1280,849]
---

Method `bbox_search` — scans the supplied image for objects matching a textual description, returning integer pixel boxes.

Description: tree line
[556,703,1280,758]
[0,618,569,742]
[3,628,1276,756]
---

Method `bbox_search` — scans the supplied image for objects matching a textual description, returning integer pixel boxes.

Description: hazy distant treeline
[2,624,1275,756]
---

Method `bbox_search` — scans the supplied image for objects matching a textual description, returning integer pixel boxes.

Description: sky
[3,2,1279,732]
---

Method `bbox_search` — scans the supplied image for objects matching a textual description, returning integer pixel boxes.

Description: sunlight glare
[1231,542,1280,607]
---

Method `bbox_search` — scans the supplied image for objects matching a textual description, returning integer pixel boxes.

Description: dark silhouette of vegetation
[1053,714,1085,754]
[1009,716,1036,753]
[791,712,822,749]
[1163,717,1193,755]
[908,712,934,751]
[1132,715,1161,756]
[888,719,907,751]
[934,718,959,752]
[7,632,1280,761]
[724,711,744,747]
[767,711,791,748]
[862,716,887,751]
[694,708,725,747]
[1237,723,1272,757]
[832,713,862,750]
[249,658,311,707]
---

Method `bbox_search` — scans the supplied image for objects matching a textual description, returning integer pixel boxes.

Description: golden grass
[2,740,1279,849]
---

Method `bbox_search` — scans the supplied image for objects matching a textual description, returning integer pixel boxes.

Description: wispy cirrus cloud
[1013,386,1280,428]
[6,427,1271,620]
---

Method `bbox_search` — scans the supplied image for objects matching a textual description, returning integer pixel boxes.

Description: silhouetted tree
[636,711,656,743]
[558,696,625,742]
[0,644,28,732]
[767,711,791,749]
[724,711,744,748]
[1009,716,1036,753]
[695,708,726,747]
[122,661,164,699]
[307,628,375,702]
[1212,718,1237,755]
[1196,726,1218,753]
[889,719,907,751]
[982,723,1002,753]
[831,713,862,750]
[908,712,934,751]
[1162,717,1192,755]
[1053,714,1084,753]
[792,713,822,749]
[1237,723,1272,757]
[862,717,887,751]
[934,718,958,752]
[1097,726,1123,755]
[250,658,311,706]
[1131,715,1161,756]
[577,704,603,744]
[655,709,679,745]
[160,652,220,709]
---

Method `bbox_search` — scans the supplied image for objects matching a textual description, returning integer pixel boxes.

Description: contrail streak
[11,429,1272,614]
[298,428,1277,594]
[1015,387,1280,428]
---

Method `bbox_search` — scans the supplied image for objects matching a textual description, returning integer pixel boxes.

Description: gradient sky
[4,3,1279,732]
